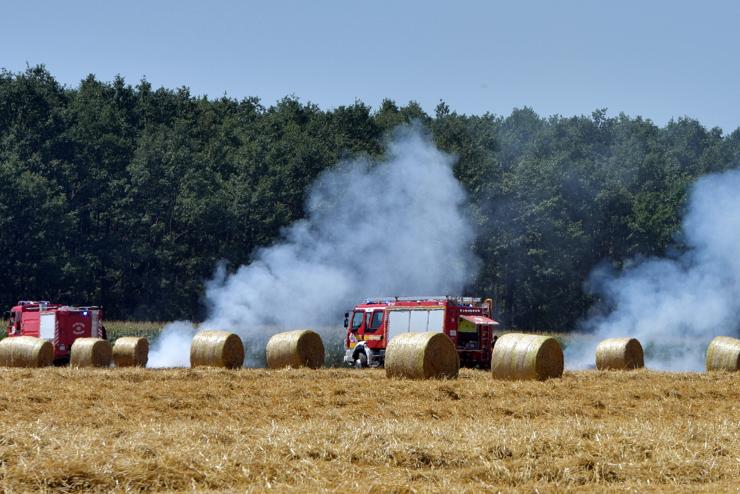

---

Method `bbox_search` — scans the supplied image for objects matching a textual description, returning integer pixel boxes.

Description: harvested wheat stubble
[385,332,459,379]
[70,337,112,368]
[112,337,149,367]
[0,336,54,367]
[595,337,644,370]
[491,333,563,380]
[705,335,740,371]
[0,368,737,492]
[190,330,244,369]
[266,330,324,369]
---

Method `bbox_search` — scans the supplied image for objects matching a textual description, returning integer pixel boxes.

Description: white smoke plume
[147,320,197,368]
[148,126,478,367]
[567,168,740,370]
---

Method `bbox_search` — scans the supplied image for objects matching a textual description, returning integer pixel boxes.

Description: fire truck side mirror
[343,318,349,328]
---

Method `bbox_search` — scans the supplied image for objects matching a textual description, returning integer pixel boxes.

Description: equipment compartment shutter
[409,310,429,332]
[388,310,411,341]
[428,309,444,332]
[40,313,56,340]
[91,310,100,337]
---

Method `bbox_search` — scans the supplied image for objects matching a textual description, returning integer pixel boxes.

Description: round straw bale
[0,336,54,368]
[190,330,244,369]
[491,333,563,380]
[705,336,740,371]
[595,337,644,370]
[70,337,112,368]
[265,330,325,369]
[385,332,459,379]
[112,337,149,367]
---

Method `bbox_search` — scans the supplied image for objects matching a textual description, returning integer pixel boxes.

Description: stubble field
[0,367,737,493]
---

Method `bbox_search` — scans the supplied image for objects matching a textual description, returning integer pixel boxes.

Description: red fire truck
[5,301,106,362]
[343,296,499,369]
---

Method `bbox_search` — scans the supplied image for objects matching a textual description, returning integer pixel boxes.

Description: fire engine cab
[343,296,500,369]
[5,301,106,362]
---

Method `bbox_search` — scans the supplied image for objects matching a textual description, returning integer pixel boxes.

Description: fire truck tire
[355,351,368,369]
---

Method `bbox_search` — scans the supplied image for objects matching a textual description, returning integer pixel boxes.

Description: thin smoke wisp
[148,126,478,367]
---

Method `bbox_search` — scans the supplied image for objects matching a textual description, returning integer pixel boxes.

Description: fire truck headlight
[83,311,88,317]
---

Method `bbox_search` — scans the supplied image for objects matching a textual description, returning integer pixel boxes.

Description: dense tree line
[1,66,739,327]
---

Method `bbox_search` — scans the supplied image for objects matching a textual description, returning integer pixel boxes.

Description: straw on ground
[0,368,735,492]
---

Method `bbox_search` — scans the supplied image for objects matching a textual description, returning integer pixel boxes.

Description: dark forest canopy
[2,66,739,327]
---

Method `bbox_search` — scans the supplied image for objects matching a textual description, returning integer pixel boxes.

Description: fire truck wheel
[355,351,368,369]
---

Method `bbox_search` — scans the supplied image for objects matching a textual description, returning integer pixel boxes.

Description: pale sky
[2,0,739,131]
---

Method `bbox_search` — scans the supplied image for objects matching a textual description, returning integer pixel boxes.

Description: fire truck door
[10,311,21,335]
[364,310,383,340]
[347,311,364,348]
